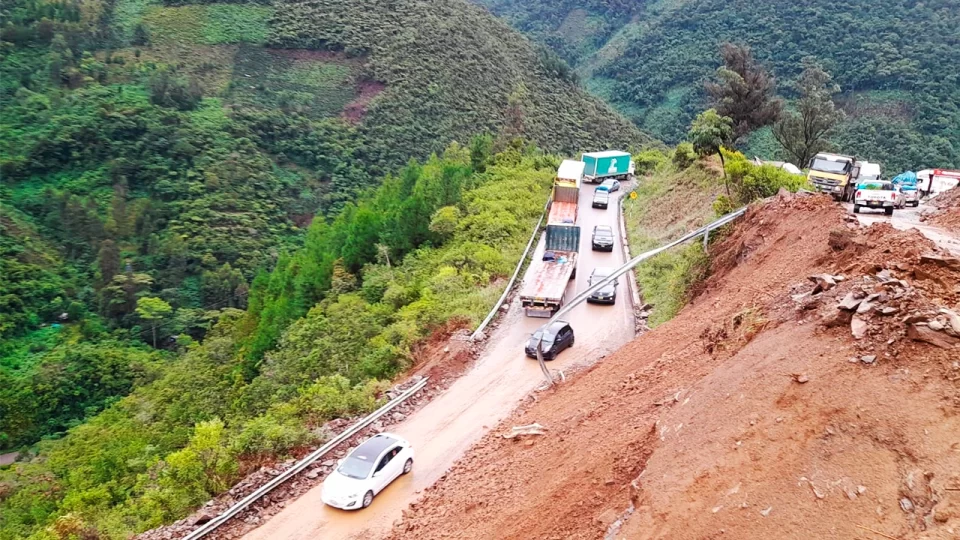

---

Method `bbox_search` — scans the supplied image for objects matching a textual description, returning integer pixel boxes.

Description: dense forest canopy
[475,0,960,173]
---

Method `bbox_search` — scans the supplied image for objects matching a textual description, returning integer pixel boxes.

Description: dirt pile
[390,194,960,540]
[927,186,960,235]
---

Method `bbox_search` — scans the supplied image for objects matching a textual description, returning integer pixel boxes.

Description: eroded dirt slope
[928,187,960,236]
[391,194,960,540]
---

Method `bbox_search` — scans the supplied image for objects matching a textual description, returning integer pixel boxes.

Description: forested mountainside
[0,0,647,535]
[475,0,960,172]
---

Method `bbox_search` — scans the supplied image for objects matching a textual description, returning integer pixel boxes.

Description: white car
[321,433,414,510]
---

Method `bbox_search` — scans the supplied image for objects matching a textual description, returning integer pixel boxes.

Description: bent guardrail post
[184,377,429,540]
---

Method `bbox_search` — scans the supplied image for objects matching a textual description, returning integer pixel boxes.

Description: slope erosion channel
[241,182,636,539]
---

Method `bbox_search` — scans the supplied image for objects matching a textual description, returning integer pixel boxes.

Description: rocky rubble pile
[793,252,960,359]
[924,186,960,234]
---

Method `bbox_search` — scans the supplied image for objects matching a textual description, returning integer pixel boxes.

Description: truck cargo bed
[519,250,577,317]
[548,201,578,225]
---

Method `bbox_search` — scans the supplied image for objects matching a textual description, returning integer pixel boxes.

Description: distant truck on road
[917,169,960,197]
[582,151,631,184]
[853,180,902,215]
[807,154,881,203]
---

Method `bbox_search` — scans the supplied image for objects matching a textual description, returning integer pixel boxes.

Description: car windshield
[590,268,613,284]
[811,158,849,174]
[595,228,612,237]
[337,456,374,480]
[531,329,556,344]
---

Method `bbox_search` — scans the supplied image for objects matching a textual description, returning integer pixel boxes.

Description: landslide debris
[390,194,960,540]
[926,186,960,236]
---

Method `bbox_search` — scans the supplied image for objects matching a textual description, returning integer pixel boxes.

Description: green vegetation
[478,0,960,172]
[624,146,809,325]
[141,4,274,45]
[0,142,557,539]
[1,0,645,534]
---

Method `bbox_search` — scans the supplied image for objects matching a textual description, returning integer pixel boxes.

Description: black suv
[591,225,615,251]
[524,321,574,360]
[587,267,618,304]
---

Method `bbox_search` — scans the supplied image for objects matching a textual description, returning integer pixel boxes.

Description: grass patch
[229,47,356,118]
[113,0,157,42]
[635,242,709,327]
[142,4,272,46]
[623,157,726,325]
[204,4,273,44]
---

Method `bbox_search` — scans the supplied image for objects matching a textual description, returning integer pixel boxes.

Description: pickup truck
[853,181,902,215]
[519,224,579,317]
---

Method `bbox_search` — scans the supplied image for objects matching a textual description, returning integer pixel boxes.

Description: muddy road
[847,200,960,255]
[242,182,637,540]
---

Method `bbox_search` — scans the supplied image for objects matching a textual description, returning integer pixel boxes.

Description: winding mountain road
[242,182,637,540]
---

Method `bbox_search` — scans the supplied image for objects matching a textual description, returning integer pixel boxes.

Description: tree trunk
[152,323,157,348]
[719,150,730,198]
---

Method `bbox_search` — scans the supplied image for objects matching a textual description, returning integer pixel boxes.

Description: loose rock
[851,317,868,339]
[861,355,877,364]
[837,293,862,311]
[908,324,960,349]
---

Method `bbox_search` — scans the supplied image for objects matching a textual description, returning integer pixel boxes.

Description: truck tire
[853,204,860,214]
[884,207,894,216]
[570,268,576,279]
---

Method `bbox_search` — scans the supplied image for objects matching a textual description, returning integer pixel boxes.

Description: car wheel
[884,207,894,216]
[402,458,413,475]
[362,491,374,508]
[853,204,860,214]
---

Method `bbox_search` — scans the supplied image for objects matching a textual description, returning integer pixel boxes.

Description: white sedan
[321,433,414,510]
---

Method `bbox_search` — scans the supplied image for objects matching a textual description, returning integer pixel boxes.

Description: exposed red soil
[341,80,386,124]
[928,187,960,236]
[390,194,960,540]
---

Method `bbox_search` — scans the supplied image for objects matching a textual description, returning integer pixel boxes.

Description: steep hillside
[393,195,960,539]
[0,0,648,447]
[0,0,649,536]
[475,0,960,172]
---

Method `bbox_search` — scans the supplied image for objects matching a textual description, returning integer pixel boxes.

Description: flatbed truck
[519,224,580,317]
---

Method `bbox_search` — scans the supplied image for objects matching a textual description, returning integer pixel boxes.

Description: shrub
[672,142,697,169]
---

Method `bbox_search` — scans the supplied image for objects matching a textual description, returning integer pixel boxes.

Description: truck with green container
[581,151,631,184]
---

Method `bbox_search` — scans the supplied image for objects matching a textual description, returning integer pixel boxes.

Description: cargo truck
[519,224,580,317]
[582,151,631,184]
[807,153,858,202]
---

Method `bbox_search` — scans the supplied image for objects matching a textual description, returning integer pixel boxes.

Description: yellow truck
[806,153,865,202]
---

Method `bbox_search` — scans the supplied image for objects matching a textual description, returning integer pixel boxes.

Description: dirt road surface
[847,201,960,255]
[243,182,636,540]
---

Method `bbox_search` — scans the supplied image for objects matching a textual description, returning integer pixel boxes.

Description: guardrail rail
[184,377,429,539]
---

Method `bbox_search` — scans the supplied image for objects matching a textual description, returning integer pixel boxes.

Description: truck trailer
[519,224,580,317]
[581,151,631,184]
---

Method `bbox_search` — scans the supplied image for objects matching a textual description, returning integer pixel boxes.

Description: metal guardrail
[183,377,429,540]
[470,196,551,340]
[533,207,748,385]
